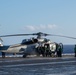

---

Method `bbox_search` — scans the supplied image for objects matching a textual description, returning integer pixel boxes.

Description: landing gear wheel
[23,54,27,58]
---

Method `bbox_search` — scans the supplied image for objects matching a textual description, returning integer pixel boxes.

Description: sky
[0,0,76,45]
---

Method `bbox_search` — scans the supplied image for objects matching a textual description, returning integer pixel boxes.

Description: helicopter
[0,32,76,58]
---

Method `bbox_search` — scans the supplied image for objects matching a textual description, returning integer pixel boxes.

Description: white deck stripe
[1,60,76,68]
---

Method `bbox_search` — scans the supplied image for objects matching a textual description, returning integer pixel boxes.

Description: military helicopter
[0,32,76,58]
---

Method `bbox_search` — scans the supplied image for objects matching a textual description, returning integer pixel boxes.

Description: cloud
[25,25,35,31]
[47,24,57,29]
[24,24,57,31]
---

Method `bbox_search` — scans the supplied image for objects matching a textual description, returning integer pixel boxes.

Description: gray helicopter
[0,32,76,58]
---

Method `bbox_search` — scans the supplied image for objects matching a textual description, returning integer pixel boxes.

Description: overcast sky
[0,0,76,45]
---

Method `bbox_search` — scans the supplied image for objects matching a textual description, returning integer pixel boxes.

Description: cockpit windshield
[21,38,38,45]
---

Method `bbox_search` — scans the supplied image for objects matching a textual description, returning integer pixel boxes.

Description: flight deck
[0,55,76,75]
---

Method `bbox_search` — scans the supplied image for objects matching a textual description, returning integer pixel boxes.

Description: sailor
[57,44,63,57]
[59,45,62,57]
[44,44,49,57]
[2,52,5,58]
[56,44,59,57]
[74,45,76,57]
[59,43,63,57]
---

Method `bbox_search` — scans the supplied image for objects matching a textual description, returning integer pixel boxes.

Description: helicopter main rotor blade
[48,34,76,39]
[0,32,48,37]
[0,32,76,39]
[0,34,33,37]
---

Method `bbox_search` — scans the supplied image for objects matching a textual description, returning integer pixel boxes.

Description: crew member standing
[59,46,62,57]
[58,43,63,57]
[74,45,76,57]
[56,45,59,57]
[57,45,63,57]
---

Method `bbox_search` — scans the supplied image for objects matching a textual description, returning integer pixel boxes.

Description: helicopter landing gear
[2,52,5,58]
[23,54,27,58]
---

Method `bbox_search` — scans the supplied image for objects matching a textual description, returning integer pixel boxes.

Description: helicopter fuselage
[0,38,58,58]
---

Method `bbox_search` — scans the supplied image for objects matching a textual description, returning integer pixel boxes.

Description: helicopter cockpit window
[22,39,28,44]
[22,38,38,45]
[22,39,28,42]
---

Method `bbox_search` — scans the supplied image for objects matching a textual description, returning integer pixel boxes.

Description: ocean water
[0,45,75,56]
[63,45,74,54]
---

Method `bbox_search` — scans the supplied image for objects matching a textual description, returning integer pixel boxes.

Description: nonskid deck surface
[0,54,75,63]
[0,55,76,75]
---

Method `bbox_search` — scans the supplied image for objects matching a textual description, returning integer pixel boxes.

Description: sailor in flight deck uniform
[57,43,63,57]
[0,41,5,58]
[74,45,76,57]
